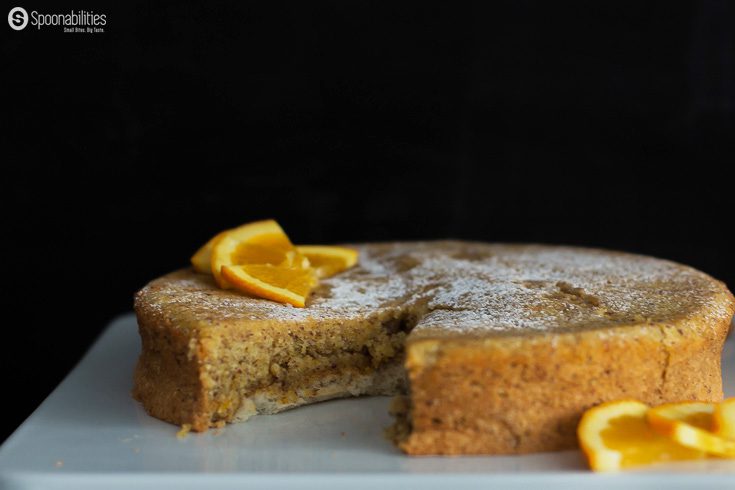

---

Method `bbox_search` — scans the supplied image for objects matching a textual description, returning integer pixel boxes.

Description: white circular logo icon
[8,7,28,30]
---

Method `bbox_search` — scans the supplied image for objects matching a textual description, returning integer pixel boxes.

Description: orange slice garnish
[578,400,705,472]
[296,245,359,278]
[211,219,310,288]
[195,239,358,279]
[713,398,735,441]
[191,220,359,306]
[221,264,317,308]
[647,401,735,457]
[210,219,306,288]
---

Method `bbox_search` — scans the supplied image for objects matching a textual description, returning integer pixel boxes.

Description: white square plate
[1,314,734,489]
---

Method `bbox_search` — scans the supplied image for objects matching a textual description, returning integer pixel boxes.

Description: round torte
[133,241,735,454]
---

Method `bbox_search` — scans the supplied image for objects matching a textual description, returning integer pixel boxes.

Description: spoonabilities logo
[7,7,106,33]
[8,7,28,30]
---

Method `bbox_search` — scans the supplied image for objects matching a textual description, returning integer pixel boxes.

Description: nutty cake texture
[133,242,735,455]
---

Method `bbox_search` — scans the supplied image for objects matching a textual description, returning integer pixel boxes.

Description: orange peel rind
[191,230,228,274]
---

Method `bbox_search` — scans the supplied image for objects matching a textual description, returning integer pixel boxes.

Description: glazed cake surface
[133,241,735,454]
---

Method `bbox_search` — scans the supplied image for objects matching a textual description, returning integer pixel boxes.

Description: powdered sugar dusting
[135,241,734,336]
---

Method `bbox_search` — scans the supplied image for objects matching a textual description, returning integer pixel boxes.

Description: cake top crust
[135,241,734,339]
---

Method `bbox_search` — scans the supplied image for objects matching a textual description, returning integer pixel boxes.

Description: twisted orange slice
[208,220,309,289]
[714,398,735,440]
[578,400,705,472]
[297,245,359,278]
[190,220,359,307]
[647,401,735,457]
[207,220,315,306]
[195,240,359,280]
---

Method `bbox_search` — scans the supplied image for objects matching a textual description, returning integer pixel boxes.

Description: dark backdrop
[2,1,734,443]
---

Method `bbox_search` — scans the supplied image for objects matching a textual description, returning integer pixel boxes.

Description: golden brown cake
[133,241,734,455]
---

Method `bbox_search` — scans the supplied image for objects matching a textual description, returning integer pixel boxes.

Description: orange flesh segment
[714,398,735,440]
[211,220,301,289]
[221,264,316,308]
[191,231,309,274]
[578,400,705,472]
[232,233,306,266]
[599,414,704,468]
[681,411,714,430]
[297,245,359,278]
[238,264,315,297]
[648,402,735,457]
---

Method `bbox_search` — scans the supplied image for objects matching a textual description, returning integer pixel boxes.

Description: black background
[2,1,734,443]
